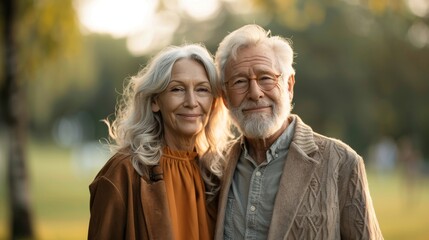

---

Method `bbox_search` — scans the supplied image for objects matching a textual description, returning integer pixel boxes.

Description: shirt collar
[269,116,296,153]
[240,116,296,162]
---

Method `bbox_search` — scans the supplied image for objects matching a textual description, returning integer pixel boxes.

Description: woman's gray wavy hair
[215,24,295,88]
[105,44,232,197]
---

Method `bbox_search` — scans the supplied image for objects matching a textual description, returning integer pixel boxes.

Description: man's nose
[247,79,264,101]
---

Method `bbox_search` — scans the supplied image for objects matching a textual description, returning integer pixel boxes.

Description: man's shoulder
[312,132,361,162]
[293,114,359,158]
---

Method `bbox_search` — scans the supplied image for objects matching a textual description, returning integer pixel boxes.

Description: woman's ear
[151,97,160,112]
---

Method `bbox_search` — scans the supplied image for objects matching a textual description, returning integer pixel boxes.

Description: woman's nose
[183,91,198,108]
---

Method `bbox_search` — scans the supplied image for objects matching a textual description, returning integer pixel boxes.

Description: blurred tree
[17,0,87,133]
[1,0,34,238]
[0,0,83,238]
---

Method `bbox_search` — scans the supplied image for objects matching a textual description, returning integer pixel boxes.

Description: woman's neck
[163,133,196,152]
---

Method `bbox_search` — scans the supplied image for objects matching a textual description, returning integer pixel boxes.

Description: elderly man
[214,24,383,240]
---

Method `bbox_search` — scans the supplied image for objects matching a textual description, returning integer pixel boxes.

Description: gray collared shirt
[224,117,296,240]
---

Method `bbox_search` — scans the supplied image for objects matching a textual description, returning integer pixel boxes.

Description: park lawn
[368,170,429,240]
[0,140,101,240]
[0,140,429,239]
[29,142,96,240]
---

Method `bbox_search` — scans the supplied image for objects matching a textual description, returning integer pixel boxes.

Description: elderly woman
[88,44,231,239]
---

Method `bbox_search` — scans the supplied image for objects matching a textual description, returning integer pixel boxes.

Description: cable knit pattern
[214,115,383,240]
[293,117,318,155]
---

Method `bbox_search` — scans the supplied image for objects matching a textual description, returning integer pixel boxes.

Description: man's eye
[232,79,248,86]
[259,75,275,81]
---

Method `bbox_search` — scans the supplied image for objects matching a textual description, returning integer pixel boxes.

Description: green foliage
[2,0,428,157]
[0,0,95,133]
[15,0,82,79]
[225,0,429,155]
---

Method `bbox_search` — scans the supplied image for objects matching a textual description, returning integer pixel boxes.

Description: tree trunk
[1,0,35,239]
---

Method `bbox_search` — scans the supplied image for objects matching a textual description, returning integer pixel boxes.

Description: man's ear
[288,74,295,101]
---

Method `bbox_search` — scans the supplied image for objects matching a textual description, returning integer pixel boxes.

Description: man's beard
[228,90,291,139]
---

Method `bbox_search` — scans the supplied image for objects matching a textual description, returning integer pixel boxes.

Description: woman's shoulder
[89,151,140,210]
[91,151,137,184]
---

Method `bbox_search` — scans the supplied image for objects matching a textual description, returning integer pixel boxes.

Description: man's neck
[246,119,290,165]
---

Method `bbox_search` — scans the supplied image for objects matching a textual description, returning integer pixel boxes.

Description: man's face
[223,44,294,139]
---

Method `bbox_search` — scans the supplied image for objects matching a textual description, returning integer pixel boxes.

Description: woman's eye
[196,87,211,93]
[171,87,185,92]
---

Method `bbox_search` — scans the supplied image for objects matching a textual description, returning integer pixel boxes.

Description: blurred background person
[397,135,423,207]
[368,136,398,176]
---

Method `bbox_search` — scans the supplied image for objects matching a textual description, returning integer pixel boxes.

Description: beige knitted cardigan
[214,114,383,240]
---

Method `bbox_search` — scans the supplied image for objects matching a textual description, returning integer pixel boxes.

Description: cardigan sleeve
[339,154,384,240]
[88,176,126,240]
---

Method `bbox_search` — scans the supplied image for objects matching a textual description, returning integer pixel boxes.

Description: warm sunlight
[179,0,221,20]
[74,0,222,55]
[75,0,159,38]
[406,0,429,17]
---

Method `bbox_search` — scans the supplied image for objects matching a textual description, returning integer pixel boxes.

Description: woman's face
[152,58,213,142]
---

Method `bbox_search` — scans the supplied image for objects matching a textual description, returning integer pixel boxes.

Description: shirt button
[255,171,261,177]
[250,205,256,212]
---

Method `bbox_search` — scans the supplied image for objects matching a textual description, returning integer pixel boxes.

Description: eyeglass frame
[224,72,283,94]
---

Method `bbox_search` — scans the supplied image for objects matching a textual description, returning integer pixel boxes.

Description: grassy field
[0,140,429,239]
[368,169,429,240]
[0,140,104,240]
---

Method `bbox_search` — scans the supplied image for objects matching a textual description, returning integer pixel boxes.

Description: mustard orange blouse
[160,146,213,240]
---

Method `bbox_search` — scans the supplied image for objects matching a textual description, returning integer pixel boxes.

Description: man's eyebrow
[229,72,248,79]
[229,68,274,78]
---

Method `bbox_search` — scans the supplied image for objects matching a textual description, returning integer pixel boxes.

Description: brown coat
[88,153,217,239]
[214,115,383,240]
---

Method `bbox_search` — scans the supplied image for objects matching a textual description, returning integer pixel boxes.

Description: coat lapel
[214,141,242,240]
[267,115,321,240]
[140,170,173,240]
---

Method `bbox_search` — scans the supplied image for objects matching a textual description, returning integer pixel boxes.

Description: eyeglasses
[225,72,283,94]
